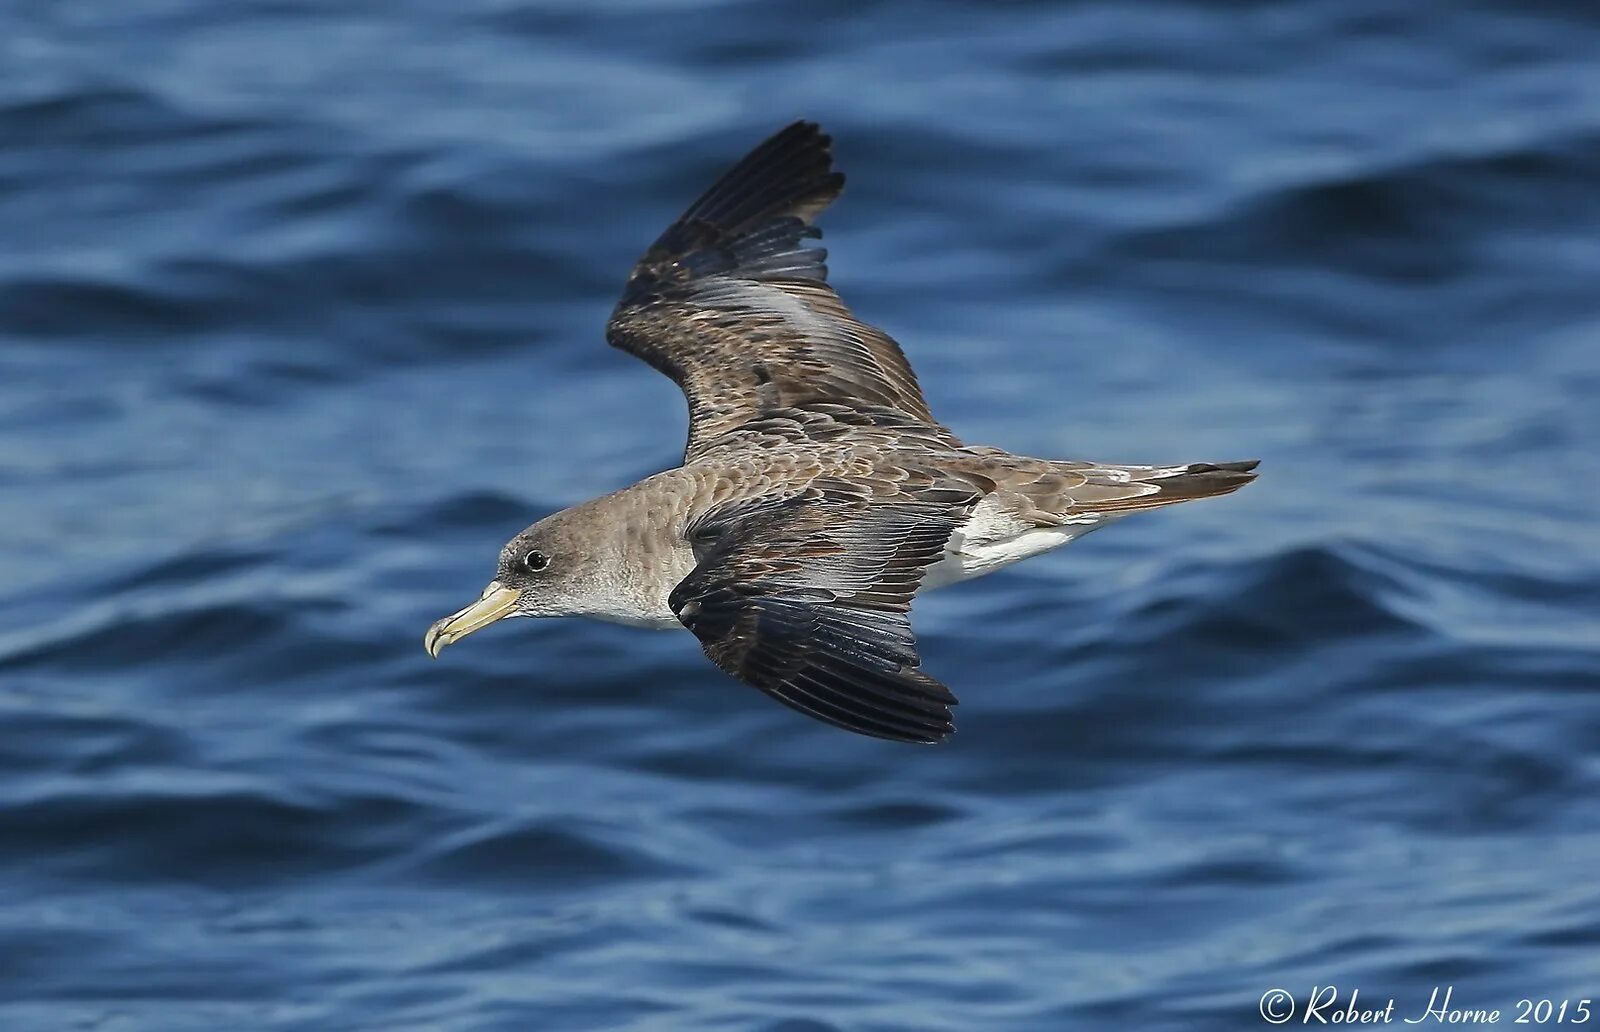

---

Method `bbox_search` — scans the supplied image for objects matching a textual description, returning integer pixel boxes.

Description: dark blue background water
[3,2,1598,1029]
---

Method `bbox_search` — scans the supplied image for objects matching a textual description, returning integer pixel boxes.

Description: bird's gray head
[423,508,612,658]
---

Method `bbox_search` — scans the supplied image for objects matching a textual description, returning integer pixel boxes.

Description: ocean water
[3,1,1599,1029]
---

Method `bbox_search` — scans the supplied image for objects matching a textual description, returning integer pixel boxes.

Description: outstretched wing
[607,121,947,460]
[669,477,981,744]
[662,473,972,739]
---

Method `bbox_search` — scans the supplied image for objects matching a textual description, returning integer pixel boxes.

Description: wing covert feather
[607,121,947,458]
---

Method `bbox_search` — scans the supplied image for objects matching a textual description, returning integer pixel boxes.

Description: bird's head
[423,511,606,658]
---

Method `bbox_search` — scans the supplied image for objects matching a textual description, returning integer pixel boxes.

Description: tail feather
[1058,459,1260,515]
[1150,459,1260,497]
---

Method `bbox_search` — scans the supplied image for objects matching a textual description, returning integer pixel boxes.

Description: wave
[5,9,1598,1025]
[1101,128,1600,284]
[1116,542,1427,656]
[406,818,687,886]
[0,784,432,885]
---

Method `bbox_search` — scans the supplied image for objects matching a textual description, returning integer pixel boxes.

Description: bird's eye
[524,549,550,572]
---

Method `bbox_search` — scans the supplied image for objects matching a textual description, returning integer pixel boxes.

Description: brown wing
[607,121,948,460]
[668,475,981,744]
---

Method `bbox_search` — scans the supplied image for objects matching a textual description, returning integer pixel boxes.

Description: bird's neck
[569,471,702,628]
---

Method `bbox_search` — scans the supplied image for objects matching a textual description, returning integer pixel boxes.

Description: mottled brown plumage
[607,121,945,458]
[424,121,1258,744]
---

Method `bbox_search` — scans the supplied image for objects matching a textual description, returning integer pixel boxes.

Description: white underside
[922,508,1109,590]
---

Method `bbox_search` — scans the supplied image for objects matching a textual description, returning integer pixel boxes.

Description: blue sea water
[3,1,1599,1029]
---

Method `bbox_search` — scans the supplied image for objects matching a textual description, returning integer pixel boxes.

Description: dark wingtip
[755,659,961,745]
[676,119,844,235]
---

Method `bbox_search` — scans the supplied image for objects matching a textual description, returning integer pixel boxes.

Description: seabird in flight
[423,121,1258,743]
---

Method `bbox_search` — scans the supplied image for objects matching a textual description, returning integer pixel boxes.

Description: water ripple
[3,1,1597,1028]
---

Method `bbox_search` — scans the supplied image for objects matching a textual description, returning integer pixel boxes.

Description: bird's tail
[1049,459,1260,515]
[1136,459,1260,503]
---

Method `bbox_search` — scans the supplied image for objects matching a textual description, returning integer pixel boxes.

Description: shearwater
[423,121,1258,743]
